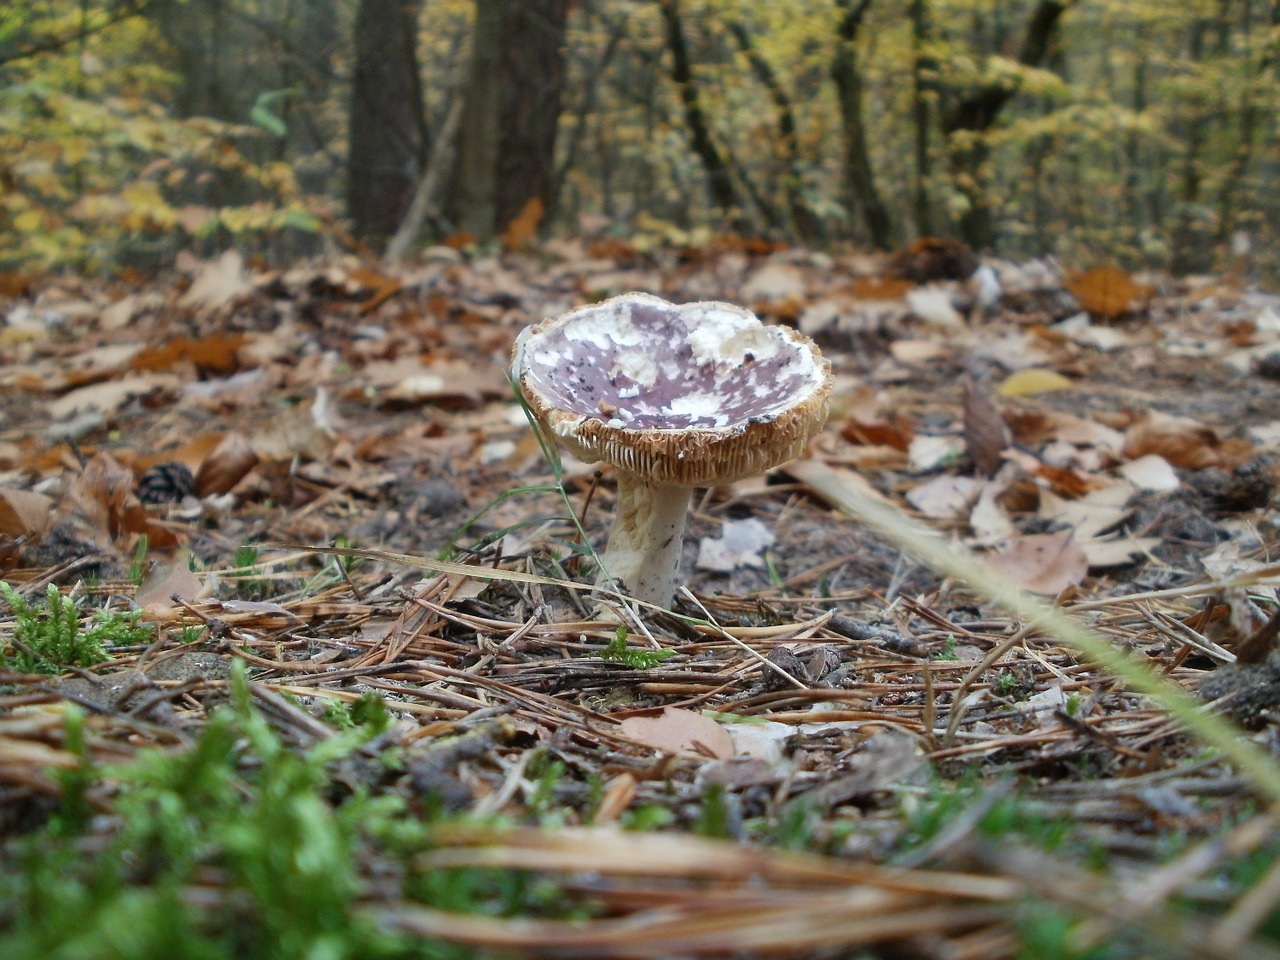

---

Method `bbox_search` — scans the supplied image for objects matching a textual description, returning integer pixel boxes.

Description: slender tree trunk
[494,0,569,231]
[1170,16,1212,274]
[660,0,739,215]
[939,0,1067,251]
[449,0,568,240]
[1214,0,1278,242]
[830,0,893,249]
[451,0,507,238]
[909,0,934,236]
[727,20,822,241]
[347,0,427,243]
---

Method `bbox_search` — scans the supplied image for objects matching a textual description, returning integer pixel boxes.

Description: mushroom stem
[599,472,693,608]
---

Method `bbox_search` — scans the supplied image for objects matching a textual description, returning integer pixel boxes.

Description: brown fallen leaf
[985,530,1088,595]
[964,372,1011,478]
[618,707,734,760]
[1065,265,1154,319]
[194,432,260,496]
[1123,411,1253,470]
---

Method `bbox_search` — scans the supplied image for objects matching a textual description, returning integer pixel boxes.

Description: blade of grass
[788,458,1280,802]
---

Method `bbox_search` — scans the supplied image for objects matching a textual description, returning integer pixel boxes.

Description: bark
[494,0,570,231]
[1214,1,1279,243]
[450,0,569,240]
[660,0,739,215]
[347,0,427,243]
[830,0,893,249]
[939,0,1067,250]
[909,0,935,236]
[450,0,507,238]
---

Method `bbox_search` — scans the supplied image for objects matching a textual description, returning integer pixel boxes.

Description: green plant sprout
[127,535,150,582]
[600,626,674,669]
[0,582,149,674]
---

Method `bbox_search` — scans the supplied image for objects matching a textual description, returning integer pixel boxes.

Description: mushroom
[512,292,833,608]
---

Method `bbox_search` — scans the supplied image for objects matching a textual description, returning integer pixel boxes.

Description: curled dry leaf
[1123,411,1253,470]
[964,372,1012,478]
[194,432,260,496]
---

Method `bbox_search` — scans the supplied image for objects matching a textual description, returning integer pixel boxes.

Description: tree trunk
[830,0,893,250]
[450,0,507,238]
[450,0,568,240]
[660,0,739,216]
[347,0,427,244]
[909,0,934,236]
[727,20,822,241]
[939,0,1067,250]
[494,0,570,232]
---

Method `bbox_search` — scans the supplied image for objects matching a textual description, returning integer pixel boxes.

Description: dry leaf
[1038,482,1136,541]
[986,530,1088,594]
[964,373,1011,478]
[1065,266,1153,318]
[178,249,252,314]
[1123,412,1251,470]
[499,197,544,252]
[194,432,260,496]
[850,275,913,301]
[0,488,53,539]
[1119,454,1180,492]
[998,368,1074,397]
[906,285,964,328]
[696,518,775,572]
[618,707,734,759]
[908,434,963,473]
[135,556,208,611]
[47,374,175,420]
[905,475,982,519]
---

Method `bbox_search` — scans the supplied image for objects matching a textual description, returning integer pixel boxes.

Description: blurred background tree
[0,0,1277,277]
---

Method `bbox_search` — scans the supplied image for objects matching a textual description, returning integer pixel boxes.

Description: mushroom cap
[513,292,833,487]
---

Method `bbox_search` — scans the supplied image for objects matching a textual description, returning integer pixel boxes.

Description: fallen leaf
[906,285,964,328]
[135,556,208,610]
[500,197,544,252]
[1119,454,1180,492]
[908,434,963,473]
[1038,482,1136,541]
[998,368,1074,397]
[47,374,175,420]
[1065,265,1153,318]
[618,707,734,759]
[0,488,53,538]
[178,249,252,314]
[194,432,259,495]
[986,530,1088,594]
[968,479,1017,547]
[905,475,981,519]
[1080,534,1160,568]
[1124,412,1249,470]
[696,517,776,572]
[964,373,1011,477]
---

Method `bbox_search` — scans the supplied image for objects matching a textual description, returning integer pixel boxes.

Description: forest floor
[2,239,1280,958]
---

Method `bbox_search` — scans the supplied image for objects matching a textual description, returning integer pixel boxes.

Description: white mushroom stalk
[513,292,833,609]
